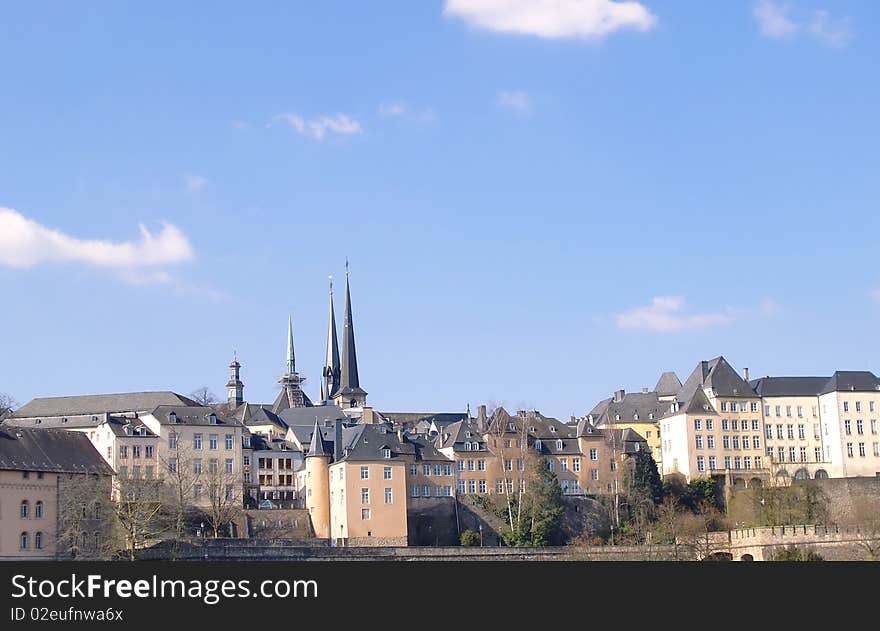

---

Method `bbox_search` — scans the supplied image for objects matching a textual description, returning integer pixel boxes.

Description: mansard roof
[0,427,114,475]
[11,391,198,419]
[819,371,880,395]
[750,376,830,397]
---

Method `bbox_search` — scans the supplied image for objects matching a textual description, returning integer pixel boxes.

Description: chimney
[334,418,343,462]
[613,389,625,403]
[397,426,403,444]
[700,361,709,381]
[477,405,487,431]
[743,367,750,382]
[103,412,111,424]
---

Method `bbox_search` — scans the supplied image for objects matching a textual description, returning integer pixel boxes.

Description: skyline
[1,1,879,419]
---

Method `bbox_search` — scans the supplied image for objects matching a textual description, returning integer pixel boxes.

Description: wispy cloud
[270,112,362,141]
[378,101,436,123]
[443,0,658,40]
[0,206,194,286]
[753,1,852,47]
[183,174,209,193]
[614,296,735,333]
[496,90,531,114]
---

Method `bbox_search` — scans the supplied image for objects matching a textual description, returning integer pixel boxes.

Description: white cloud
[183,174,209,193]
[753,1,852,46]
[270,112,362,141]
[614,296,734,333]
[378,101,436,123]
[443,0,658,40]
[809,10,851,47]
[0,207,194,282]
[496,90,531,113]
[753,0,797,38]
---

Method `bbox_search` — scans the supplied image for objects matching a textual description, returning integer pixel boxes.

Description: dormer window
[535,439,542,450]
[556,439,563,451]
[208,413,217,425]
[649,413,654,420]
[382,448,391,459]
[615,414,620,421]
[124,425,132,435]
[465,431,471,438]
[168,411,178,424]
[529,426,535,432]
[550,426,557,433]
[633,413,639,420]
[508,423,516,431]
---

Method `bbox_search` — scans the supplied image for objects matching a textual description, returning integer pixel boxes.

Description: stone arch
[733,477,746,489]
[749,477,763,488]
[814,469,829,479]
[703,552,733,562]
[794,468,810,480]
[740,553,754,562]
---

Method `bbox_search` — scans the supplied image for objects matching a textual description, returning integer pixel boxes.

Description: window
[146,446,154,459]
[145,466,154,478]
[193,459,202,474]
[572,458,580,472]
[785,406,792,417]
[732,419,738,431]
[859,443,866,457]
[517,458,524,471]
[20,500,29,519]
[764,405,771,417]
[35,500,44,519]
[707,436,715,449]
[752,420,760,431]
[723,436,730,449]
[20,532,28,550]
[696,456,705,472]
[548,460,555,471]
[225,459,234,474]
[382,448,391,459]
[444,486,452,496]
[559,459,568,472]
[118,466,127,478]
[777,447,785,462]
[733,436,740,449]
[361,488,369,504]
[591,469,599,481]
[457,461,464,472]
[789,447,796,462]
[845,420,852,435]
[443,464,452,476]
[797,425,805,440]
[765,424,772,439]
[734,456,741,469]
[361,466,369,480]
[361,509,370,520]
[856,401,862,413]
[752,436,760,449]
[724,456,731,469]
[787,425,794,439]
[467,480,476,494]
[380,466,391,480]
[409,463,417,476]
[857,420,864,435]
[169,433,177,449]
[694,419,702,431]
[412,486,420,497]
[168,459,177,473]
[815,447,823,462]
[796,406,803,418]
[751,402,758,413]
[209,434,218,450]
[776,425,784,439]
[131,445,140,459]
[589,448,598,461]
[871,401,876,413]
[467,460,475,471]
[193,434,202,450]
[708,456,716,470]
[225,435,233,450]
[721,402,727,412]
[872,420,878,434]
[132,466,141,479]
[695,436,703,449]
[477,460,486,471]
[384,488,393,504]
[775,406,781,417]
[479,480,487,493]
[844,402,850,412]
[722,420,729,431]
[706,419,714,430]
[744,456,751,470]
[119,445,128,459]
[35,531,44,550]
[194,484,202,499]
[874,443,880,457]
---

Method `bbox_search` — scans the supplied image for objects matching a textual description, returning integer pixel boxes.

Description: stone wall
[407,497,459,546]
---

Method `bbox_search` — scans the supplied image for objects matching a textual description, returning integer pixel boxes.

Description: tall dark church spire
[321,276,341,403]
[334,261,367,408]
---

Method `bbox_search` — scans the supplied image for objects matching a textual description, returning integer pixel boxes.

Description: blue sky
[1,1,878,420]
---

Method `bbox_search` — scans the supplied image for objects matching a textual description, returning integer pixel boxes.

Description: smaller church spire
[285,315,296,376]
[306,419,331,458]
[226,351,244,408]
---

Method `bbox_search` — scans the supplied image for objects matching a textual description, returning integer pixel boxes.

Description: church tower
[304,419,331,539]
[272,316,307,413]
[226,352,244,408]
[333,263,367,409]
[321,276,341,404]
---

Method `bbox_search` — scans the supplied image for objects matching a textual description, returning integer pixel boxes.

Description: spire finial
[285,315,295,376]
[329,274,333,295]
[345,257,349,277]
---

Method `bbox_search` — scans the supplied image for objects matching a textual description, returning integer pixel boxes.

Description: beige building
[0,427,112,559]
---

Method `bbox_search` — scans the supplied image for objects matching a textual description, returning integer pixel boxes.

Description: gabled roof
[654,371,682,397]
[819,371,880,395]
[244,407,289,431]
[596,391,664,426]
[381,412,468,429]
[436,420,485,450]
[678,356,756,400]
[0,427,114,475]
[336,424,416,462]
[306,420,331,458]
[149,405,242,427]
[750,376,829,397]
[11,391,198,419]
[278,405,347,429]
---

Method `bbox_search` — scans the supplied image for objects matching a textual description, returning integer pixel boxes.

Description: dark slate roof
[337,424,415,462]
[278,405,347,429]
[381,412,468,429]
[586,397,612,421]
[678,356,756,400]
[249,433,300,454]
[5,413,157,437]
[436,420,486,450]
[750,377,830,397]
[0,427,113,474]
[405,435,449,462]
[819,371,880,394]
[654,371,682,396]
[597,392,664,426]
[533,437,581,455]
[11,391,199,418]
[338,275,365,396]
[486,408,576,439]
[306,421,331,458]
[271,387,314,414]
[149,405,242,427]
[244,407,289,431]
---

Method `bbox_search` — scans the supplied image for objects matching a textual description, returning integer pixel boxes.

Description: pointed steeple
[226,351,244,408]
[335,261,367,408]
[322,276,341,403]
[285,315,296,376]
[306,419,330,458]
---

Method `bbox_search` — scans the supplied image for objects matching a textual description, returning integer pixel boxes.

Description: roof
[148,405,242,427]
[654,371,682,396]
[11,391,198,419]
[678,356,756,401]
[249,433,301,454]
[381,412,468,429]
[336,424,415,463]
[819,371,880,395]
[750,376,830,397]
[244,407,289,431]
[596,391,665,426]
[306,420,331,458]
[436,420,486,450]
[0,427,114,475]
[278,405,348,429]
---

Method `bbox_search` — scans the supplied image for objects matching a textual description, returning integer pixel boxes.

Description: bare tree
[56,472,114,559]
[840,496,880,560]
[189,387,218,406]
[202,457,243,538]
[159,443,202,553]
[112,476,167,561]
[0,392,18,419]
